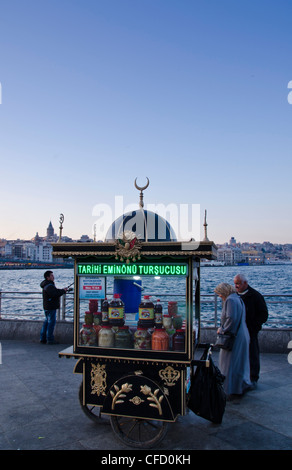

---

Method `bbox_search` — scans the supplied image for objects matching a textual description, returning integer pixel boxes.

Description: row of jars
[87,296,179,318]
[83,309,183,331]
[80,323,185,351]
[83,295,183,329]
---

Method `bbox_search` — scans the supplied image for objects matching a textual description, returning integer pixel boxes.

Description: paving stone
[1,340,292,451]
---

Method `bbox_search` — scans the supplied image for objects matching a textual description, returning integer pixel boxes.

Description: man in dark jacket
[40,270,67,344]
[234,274,268,385]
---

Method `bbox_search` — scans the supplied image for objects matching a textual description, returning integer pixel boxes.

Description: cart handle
[191,344,213,368]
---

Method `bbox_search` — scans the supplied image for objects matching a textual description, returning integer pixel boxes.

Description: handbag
[214,332,236,350]
[187,351,226,424]
[214,299,243,351]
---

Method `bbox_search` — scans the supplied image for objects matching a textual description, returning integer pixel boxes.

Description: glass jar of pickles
[168,301,178,316]
[92,312,102,338]
[163,314,172,329]
[172,315,182,329]
[84,311,93,325]
[151,328,169,351]
[98,325,114,347]
[115,326,132,349]
[89,299,98,313]
[134,327,151,350]
[93,312,102,325]
[80,324,97,346]
[173,329,185,351]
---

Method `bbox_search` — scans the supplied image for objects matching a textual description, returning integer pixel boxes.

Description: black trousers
[249,333,260,382]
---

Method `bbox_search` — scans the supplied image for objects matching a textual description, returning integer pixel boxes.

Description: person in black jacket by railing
[234,274,268,386]
[40,270,68,344]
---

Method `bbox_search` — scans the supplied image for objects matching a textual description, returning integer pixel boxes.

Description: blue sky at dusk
[0,0,291,243]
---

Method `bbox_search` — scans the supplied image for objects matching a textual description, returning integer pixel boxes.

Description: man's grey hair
[234,273,248,282]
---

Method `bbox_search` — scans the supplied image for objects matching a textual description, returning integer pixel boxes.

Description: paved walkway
[0,339,292,451]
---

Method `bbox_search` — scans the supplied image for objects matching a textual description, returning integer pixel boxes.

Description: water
[0,269,74,321]
[199,264,292,328]
[0,265,291,327]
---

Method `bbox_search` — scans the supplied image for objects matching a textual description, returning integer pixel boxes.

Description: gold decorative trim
[159,366,180,387]
[90,363,107,396]
[110,383,132,410]
[140,385,164,415]
[129,396,144,406]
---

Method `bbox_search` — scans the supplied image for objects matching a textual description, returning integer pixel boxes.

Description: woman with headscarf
[215,283,252,399]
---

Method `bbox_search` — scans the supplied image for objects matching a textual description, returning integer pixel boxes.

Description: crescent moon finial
[134,177,150,208]
[134,177,149,192]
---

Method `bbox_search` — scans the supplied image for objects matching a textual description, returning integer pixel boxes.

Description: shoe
[40,339,47,344]
[47,340,59,345]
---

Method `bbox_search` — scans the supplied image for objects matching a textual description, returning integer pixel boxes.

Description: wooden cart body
[55,239,217,446]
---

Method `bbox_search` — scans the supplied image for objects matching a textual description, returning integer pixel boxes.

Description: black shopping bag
[187,353,226,424]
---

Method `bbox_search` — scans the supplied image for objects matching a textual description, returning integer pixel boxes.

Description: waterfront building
[34,241,53,262]
[217,246,244,265]
[0,221,56,263]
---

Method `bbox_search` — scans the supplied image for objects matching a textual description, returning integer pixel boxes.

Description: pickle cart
[54,184,217,448]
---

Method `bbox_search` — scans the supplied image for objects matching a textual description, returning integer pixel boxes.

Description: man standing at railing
[40,271,68,345]
[234,274,268,387]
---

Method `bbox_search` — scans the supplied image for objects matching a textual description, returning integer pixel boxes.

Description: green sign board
[77,263,188,276]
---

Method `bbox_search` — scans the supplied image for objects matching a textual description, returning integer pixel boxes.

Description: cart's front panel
[79,357,186,421]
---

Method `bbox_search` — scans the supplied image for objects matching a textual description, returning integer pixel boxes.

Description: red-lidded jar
[84,311,93,325]
[162,314,172,329]
[151,328,169,351]
[168,301,178,316]
[80,323,97,346]
[115,326,132,349]
[93,312,102,338]
[134,327,151,350]
[98,325,114,347]
[172,315,182,329]
[89,299,98,313]
[173,329,185,351]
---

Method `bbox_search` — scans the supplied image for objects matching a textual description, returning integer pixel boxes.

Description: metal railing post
[214,293,218,328]
[62,293,66,320]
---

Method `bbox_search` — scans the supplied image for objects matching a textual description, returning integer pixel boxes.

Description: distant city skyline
[0,219,291,247]
[1,1,292,244]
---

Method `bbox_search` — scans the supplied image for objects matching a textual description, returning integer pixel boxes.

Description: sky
[0,0,292,245]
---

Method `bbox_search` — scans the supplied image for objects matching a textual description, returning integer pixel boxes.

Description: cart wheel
[110,415,169,448]
[78,383,109,425]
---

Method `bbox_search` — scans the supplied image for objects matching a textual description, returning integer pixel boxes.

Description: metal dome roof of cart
[104,178,177,242]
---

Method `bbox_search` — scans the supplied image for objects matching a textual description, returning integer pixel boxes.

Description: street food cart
[54,186,217,448]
